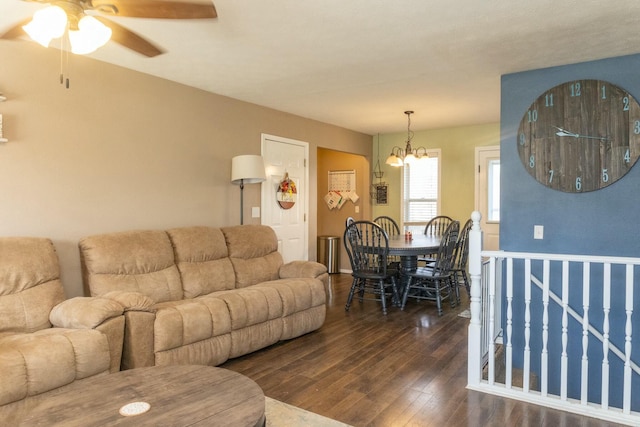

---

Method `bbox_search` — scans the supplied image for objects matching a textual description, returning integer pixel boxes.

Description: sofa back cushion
[0,237,65,333]
[167,226,236,298]
[79,230,183,303]
[222,225,283,288]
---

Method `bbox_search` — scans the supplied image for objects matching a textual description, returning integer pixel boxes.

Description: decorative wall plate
[277,173,297,209]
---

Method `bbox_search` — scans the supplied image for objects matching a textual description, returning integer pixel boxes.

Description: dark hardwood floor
[222,273,621,427]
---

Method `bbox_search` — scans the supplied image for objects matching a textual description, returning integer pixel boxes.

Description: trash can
[317,236,339,274]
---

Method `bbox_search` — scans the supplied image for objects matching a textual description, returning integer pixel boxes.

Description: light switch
[534,225,544,240]
[355,206,359,213]
[252,207,260,218]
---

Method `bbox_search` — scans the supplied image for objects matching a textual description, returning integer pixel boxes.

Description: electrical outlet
[534,225,544,240]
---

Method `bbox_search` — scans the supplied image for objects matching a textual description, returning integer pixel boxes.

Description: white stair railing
[467,211,640,426]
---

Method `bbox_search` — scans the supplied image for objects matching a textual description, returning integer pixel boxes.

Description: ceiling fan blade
[91,0,217,19]
[0,19,31,40]
[95,17,164,57]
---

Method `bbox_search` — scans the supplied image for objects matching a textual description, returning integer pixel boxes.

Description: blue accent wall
[500,54,640,409]
[501,54,640,256]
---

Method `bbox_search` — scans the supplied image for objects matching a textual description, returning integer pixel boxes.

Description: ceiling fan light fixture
[22,5,68,47]
[69,16,112,55]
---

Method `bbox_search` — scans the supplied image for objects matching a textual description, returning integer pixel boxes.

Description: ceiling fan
[0,0,217,57]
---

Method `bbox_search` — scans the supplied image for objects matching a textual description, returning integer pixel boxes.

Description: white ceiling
[3,0,640,135]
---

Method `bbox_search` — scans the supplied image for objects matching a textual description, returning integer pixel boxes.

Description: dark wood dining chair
[419,215,454,263]
[424,215,454,237]
[401,221,460,316]
[373,216,401,269]
[373,216,400,237]
[451,218,472,302]
[343,220,399,315]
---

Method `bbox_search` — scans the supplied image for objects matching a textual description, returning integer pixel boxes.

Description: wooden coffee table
[21,365,265,426]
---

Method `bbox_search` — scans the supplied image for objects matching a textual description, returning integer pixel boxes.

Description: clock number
[602,169,609,183]
[570,82,581,97]
[527,109,538,123]
[529,155,535,168]
[623,96,630,111]
[601,85,607,100]
[575,177,582,191]
[634,121,640,134]
[548,170,554,183]
[624,148,631,163]
[545,93,554,107]
[519,133,526,145]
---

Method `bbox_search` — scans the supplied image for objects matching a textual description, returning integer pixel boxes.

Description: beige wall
[0,43,371,297]
[317,148,371,272]
[372,123,500,225]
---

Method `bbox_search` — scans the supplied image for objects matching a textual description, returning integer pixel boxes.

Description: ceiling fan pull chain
[59,34,70,89]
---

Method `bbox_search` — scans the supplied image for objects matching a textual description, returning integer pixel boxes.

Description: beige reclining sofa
[0,237,125,424]
[79,225,328,370]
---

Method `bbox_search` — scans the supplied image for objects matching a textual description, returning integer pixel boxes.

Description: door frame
[474,145,500,250]
[260,133,310,260]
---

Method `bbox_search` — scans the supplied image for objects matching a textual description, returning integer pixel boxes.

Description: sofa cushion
[254,278,326,316]
[153,298,232,353]
[80,230,183,303]
[222,225,283,288]
[0,329,110,406]
[167,227,236,298]
[210,287,284,329]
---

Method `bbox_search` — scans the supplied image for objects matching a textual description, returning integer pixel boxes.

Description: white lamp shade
[231,155,266,184]
[22,5,67,47]
[385,154,403,167]
[69,16,112,55]
[403,153,417,164]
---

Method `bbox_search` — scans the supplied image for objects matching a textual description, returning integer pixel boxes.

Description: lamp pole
[239,178,245,225]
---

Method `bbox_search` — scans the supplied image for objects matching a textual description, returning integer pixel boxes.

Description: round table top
[21,365,265,427]
[387,234,441,256]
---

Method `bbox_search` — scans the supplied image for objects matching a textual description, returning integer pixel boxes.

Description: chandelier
[23,4,112,55]
[385,111,428,167]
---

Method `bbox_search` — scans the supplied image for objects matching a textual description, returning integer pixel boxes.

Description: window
[402,150,440,234]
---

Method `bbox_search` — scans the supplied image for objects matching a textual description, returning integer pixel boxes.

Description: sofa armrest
[100,291,156,313]
[279,260,327,280]
[50,296,124,329]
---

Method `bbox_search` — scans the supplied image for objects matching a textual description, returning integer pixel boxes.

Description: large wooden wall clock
[517,79,640,192]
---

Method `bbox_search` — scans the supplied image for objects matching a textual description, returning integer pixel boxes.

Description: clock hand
[553,126,579,137]
[552,126,609,141]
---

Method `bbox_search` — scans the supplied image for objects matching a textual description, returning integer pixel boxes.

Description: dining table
[387,233,441,271]
[387,233,441,296]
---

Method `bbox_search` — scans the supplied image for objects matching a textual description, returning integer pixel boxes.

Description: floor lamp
[231,155,266,225]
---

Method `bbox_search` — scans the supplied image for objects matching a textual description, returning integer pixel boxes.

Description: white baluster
[623,264,633,414]
[541,259,549,397]
[581,262,590,405]
[488,257,496,385]
[524,258,531,393]
[561,260,569,400]
[467,211,483,387]
[601,263,611,410]
[505,258,513,389]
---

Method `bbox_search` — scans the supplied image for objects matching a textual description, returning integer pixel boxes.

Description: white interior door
[475,146,500,251]
[261,134,309,262]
